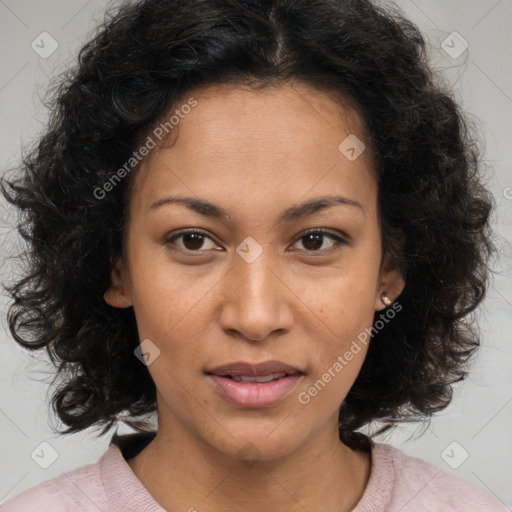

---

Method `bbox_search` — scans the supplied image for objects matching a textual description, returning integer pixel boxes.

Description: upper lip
[206,360,304,377]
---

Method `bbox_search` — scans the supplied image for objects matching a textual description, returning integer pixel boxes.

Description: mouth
[206,360,304,378]
[222,372,296,383]
[205,360,305,408]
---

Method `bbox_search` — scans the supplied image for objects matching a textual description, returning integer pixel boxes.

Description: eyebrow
[148,194,363,223]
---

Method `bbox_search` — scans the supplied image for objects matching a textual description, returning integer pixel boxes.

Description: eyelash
[164,228,348,256]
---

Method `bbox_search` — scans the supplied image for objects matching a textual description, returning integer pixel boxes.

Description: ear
[375,248,406,312]
[103,257,133,308]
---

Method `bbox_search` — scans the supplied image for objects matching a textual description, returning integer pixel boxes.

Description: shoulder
[1,433,163,512]
[0,452,106,512]
[373,442,510,512]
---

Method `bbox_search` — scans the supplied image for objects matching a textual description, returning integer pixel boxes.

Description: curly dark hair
[1,0,495,454]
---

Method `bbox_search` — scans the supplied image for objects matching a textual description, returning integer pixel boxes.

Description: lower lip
[207,374,304,408]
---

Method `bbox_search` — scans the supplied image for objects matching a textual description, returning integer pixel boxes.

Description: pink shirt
[1,433,509,511]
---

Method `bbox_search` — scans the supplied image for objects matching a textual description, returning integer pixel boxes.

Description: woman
[1,0,507,510]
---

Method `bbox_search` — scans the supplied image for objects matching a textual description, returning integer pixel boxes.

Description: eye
[292,228,348,254]
[165,228,348,255]
[165,229,220,253]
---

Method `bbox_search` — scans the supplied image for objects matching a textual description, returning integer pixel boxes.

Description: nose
[218,248,294,342]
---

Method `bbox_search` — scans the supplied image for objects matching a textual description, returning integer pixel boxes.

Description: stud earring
[381,293,392,306]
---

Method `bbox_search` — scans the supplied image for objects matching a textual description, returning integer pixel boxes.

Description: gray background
[0,0,511,507]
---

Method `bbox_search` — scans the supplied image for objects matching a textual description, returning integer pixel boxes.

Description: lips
[205,360,305,408]
[206,360,304,378]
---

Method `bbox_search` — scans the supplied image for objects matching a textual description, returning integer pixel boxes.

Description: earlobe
[375,251,406,311]
[103,257,133,308]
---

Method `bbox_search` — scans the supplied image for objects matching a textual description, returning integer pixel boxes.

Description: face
[105,81,405,462]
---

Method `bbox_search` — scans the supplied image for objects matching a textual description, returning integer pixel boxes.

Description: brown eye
[293,229,347,254]
[165,229,219,252]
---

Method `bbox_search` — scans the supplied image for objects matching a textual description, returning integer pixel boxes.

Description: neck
[126,418,371,512]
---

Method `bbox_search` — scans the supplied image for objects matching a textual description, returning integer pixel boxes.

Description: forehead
[129,81,377,220]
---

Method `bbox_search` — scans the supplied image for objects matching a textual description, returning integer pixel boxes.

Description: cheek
[299,287,373,411]
[298,255,379,377]
[127,240,219,338]
[305,255,379,331]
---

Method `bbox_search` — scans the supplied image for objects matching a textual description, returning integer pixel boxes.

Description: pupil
[183,233,204,250]
[303,234,322,250]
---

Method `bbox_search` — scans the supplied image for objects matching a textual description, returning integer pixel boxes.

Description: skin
[104,80,405,512]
